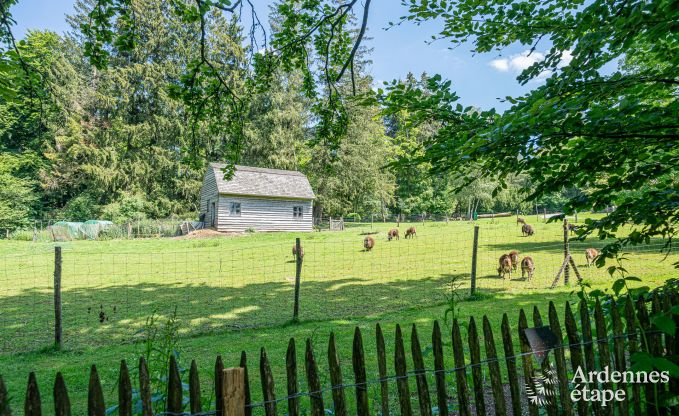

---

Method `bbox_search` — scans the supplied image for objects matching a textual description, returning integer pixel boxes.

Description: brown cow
[387,229,400,241]
[405,227,417,239]
[508,250,520,271]
[521,223,535,237]
[497,254,512,280]
[521,256,535,280]
[364,236,375,251]
[517,217,526,225]
[568,223,579,235]
[292,244,304,259]
[585,248,599,267]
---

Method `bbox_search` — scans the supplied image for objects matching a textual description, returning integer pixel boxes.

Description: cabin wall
[199,169,219,227]
[216,195,313,232]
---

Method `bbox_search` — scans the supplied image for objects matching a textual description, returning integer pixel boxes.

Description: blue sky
[9,0,544,111]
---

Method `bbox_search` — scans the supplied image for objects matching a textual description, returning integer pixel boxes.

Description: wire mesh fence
[0,218,675,353]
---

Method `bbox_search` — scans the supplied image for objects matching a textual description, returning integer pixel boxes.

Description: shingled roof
[209,163,315,199]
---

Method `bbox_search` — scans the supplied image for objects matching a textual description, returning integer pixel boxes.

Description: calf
[497,254,512,280]
[508,250,520,271]
[405,227,417,239]
[585,248,599,267]
[364,236,375,251]
[517,217,526,225]
[521,256,535,280]
[521,223,535,237]
[568,223,579,235]
[387,228,399,241]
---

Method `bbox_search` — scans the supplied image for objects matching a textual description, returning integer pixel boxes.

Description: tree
[0,153,38,230]
[40,0,250,219]
[241,70,311,170]
[375,0,677,258]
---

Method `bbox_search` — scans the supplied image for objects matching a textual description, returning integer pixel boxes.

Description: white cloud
[489,49,573,74]
[490,59,509,72]
[558,50,573,68]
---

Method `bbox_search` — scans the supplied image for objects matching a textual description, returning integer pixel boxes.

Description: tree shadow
[0,271,466,354]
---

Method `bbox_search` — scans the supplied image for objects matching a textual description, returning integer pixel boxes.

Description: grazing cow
[387,228,400,241]
[497,254,512,280]
[517,217,526,225]
[405,227,417,239]
[585,248,599,267]
[521,223,535,236]
[292,244,304,259]
[521,256,535,280]
[508,250,520,271]
[364,236,375,251]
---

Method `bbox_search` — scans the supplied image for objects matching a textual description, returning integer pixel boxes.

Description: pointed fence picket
[0,293,675,416]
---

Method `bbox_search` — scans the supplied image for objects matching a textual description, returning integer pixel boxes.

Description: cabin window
[230,202,241,216]
[293,206,303,219]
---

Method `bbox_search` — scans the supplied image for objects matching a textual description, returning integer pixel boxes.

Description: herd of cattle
[363,226,417,251]
[499,217,599,280]
[293,219,601,281]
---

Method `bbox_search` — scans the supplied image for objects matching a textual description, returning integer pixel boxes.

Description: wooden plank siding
[199,167,219,228]
[216,195,313,232]
[200,164,315,232]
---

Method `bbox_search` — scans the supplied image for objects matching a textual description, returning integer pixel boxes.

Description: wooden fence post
[293,237,302,322]
[118,361,132,416]
[285,339,299,416]
[468,317,486,415]
[167,356,182,414]
[54,372,71,416]
[0,375,11,416]
[563,219,570,285]
[88,365,105,416]
[304,339,324,416]
[260,348,277,416]
[328,333,347,416]
[431,321,448,416]
[25,372,41,416]
[54,246,62,349]
[470,226,479,296]
[138,358,152,416]
[375,324,390,416]
[222,367,246,416]
[189,360,202,415]
[352,327,369,416]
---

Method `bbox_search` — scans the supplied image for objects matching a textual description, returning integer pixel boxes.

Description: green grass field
[0,214,675,414]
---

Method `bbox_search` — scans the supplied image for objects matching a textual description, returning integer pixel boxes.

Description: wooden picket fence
[1,293,676,416]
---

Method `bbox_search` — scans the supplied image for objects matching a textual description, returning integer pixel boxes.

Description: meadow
[0,214,675,414]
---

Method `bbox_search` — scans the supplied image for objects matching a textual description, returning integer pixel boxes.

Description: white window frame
[293,206,303,219]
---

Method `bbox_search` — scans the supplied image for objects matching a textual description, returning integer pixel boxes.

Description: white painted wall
[216,195,313,232]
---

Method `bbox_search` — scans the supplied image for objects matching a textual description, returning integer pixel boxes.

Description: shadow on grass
[0,272,471,354]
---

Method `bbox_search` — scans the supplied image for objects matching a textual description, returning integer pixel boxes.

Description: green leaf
[650,314,676,336]
[651,357,679,378]
[612,279,625,295]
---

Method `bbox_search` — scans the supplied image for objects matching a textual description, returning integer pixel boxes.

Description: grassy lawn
[0,214,675,414]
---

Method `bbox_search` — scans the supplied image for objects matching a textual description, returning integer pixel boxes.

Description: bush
[8,229,34,241]
[346,212,362,222]
[101,192,149,223]
[60,194,100,221]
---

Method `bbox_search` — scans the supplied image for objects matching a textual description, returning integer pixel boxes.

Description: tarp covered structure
[48,220,113,241]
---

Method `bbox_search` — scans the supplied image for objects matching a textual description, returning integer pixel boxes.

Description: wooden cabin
[199,164,315,232]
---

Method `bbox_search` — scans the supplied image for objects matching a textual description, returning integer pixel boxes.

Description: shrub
[346,212,361,222]
[8,229,34,241]
[60,194,100,221]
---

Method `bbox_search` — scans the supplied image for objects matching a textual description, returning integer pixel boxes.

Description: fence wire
[0,218,675,353]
